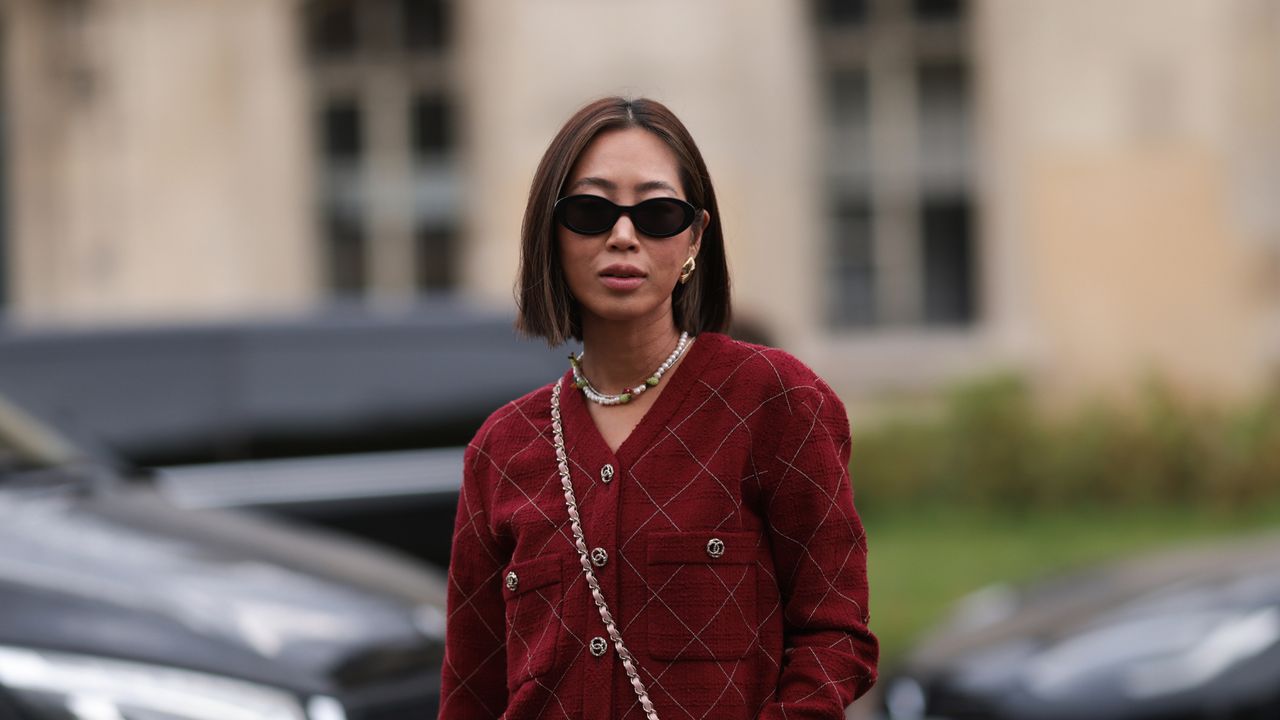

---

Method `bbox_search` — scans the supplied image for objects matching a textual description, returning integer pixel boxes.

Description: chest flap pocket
[503,554,563,689]
[644,530,758,661]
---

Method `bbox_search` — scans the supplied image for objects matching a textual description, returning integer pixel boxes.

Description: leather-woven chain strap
[551,380,660,720]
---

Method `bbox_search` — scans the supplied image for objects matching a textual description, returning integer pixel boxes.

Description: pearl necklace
[569,331,692,406]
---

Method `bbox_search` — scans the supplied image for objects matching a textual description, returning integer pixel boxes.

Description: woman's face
[558,127,705,335]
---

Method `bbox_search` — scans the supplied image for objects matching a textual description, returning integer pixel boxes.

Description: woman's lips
[598,264,646,292]
[599,275,645,291]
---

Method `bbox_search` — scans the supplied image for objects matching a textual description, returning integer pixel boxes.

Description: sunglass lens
[560,196,618,234]
[633,198,693,237]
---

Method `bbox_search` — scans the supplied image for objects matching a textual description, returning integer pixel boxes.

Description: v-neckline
[559,332,720,468]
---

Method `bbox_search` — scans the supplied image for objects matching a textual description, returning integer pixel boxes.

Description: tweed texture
[439,332,878,719]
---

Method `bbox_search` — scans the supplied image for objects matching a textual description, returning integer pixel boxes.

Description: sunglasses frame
[553,194,699,239]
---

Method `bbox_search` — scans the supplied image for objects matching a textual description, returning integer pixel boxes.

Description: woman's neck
[579,316,684,395]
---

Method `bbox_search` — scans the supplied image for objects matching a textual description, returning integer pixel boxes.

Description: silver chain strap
[551,380,660,720]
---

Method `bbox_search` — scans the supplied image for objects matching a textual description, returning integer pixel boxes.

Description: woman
[439,97,877,720]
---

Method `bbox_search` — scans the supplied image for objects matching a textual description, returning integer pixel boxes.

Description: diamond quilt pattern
[439,333,878,720]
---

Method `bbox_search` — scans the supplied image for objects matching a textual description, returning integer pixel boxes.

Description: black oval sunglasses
[554,195,698,239]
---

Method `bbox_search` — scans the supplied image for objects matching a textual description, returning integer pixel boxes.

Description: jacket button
[706,538,725,558]
[505,571,519,592]
[590,547,608,567]
[589,636,608,657]
[600,464,615,483]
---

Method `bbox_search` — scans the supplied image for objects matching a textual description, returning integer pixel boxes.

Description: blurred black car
[880,533,1280,720]
[0,394,447,719]
[0,301,565,568]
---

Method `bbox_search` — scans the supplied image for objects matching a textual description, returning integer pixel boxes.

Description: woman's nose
[606,213,639,250]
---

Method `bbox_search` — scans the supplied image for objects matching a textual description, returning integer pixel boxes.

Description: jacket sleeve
[438,440,509,719]
[758,380,878,719]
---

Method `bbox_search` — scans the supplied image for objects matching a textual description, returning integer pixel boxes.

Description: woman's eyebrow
[568,177,679,194]
[569,177,616,192]
[634,180,679,194]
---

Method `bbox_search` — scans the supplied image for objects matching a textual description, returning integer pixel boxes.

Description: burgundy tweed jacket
[439,332,878,719]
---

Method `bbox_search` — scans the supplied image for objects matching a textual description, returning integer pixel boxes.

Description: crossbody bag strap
[551,380,659,720]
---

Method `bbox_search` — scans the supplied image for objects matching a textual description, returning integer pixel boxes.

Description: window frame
[819,0,978,329]
[305,0,458,300]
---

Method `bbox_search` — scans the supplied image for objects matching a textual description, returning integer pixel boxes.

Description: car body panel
[0,477,445,698]
[885,533,1280,720]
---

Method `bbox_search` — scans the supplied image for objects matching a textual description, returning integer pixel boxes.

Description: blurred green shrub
[852,374,1280,511]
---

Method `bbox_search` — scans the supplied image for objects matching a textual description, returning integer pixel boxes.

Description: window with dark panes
[411,93,456,291]
[322,100,361,160]
[306,0,357,58]
[831,201,876,327]
[922,198,974,324]
[918,61,975,324]
[326,211,366,294]
[819,0,868,25]
[918,62,970,193]
[913,0,963,22]
[828,69,871,186]
[305,0,458,299]
[817,0,977,328]
[318,99,363,292]
[412,96,451,157]
[416,226,454,291]
[404,0,449,52]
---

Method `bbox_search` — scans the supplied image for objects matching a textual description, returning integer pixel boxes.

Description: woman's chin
[580,298,672,328]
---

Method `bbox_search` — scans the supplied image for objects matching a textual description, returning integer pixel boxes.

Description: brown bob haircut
[515,96,731,346]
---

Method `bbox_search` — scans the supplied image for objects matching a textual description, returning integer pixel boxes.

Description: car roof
[0,302,567,465]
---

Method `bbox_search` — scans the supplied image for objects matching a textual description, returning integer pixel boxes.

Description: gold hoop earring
[679,256,697,285]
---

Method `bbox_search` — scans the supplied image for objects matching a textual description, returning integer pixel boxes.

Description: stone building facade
[2,0,1278,408]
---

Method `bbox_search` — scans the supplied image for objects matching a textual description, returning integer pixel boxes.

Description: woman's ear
[689,209,709,258]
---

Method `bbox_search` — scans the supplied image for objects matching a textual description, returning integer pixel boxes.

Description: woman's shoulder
[700,331,834,396]
[468,376,560,454]
[697,332,846,430]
